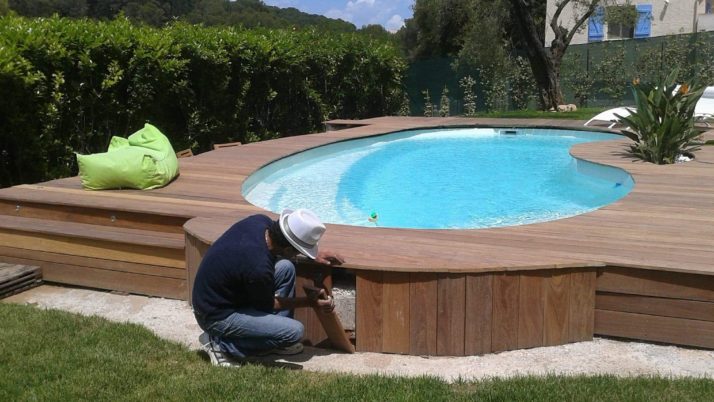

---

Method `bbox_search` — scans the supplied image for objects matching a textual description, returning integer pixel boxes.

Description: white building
[545,0,714,45]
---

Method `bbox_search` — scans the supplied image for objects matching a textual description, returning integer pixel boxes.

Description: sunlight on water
[243,128,633,229]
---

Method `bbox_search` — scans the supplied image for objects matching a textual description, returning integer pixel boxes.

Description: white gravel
[5,284,714,382]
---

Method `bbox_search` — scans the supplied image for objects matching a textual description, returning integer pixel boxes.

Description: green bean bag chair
[76,123,179,190]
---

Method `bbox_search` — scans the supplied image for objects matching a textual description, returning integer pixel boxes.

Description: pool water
[243,128,634,229]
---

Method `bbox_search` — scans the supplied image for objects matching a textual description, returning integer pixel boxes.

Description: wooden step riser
[0,253,185,299]
[0,200,187,234]
[594,266,714,349]
[0,229,185,269]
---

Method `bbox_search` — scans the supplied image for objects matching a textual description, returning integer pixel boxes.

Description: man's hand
[305,287,335,313]
[315,250,345,266]
[315,293,335,313]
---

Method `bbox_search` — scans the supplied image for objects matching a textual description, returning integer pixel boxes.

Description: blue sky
[261,0,414,32]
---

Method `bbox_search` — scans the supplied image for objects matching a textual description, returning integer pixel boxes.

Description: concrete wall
[545,0,708,46]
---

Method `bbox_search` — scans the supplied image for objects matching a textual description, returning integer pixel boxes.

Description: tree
[0,0,8,15]
[408,0,474,59]
[508,0,602,110]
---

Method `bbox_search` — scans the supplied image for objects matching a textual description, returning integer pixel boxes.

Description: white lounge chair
[584,107,635,128]
[694,86,714,126]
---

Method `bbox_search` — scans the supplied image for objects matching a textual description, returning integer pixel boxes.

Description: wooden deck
[1,116,713,354]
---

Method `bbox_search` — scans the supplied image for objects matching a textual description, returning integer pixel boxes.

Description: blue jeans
[195,259,304,358]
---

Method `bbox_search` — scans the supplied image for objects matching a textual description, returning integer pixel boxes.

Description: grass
[1,303,713,401]
[474,107,609,120]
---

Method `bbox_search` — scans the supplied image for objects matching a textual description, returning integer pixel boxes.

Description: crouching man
[192,208,345,366]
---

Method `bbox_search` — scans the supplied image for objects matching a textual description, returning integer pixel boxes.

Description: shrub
[619,71,704,164]
[438,86,450,117]
[459,75,477,116]
[0,16,406,187]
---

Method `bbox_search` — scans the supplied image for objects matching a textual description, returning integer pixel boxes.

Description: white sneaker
[198,332,239,367]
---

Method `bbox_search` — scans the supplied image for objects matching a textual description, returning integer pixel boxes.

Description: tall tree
[409,0,474,59]
[508,0,601,109]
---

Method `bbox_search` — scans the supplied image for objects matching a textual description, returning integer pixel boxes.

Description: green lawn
[1,303,712,401]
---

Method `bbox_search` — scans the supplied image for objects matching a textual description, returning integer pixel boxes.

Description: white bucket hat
[278,208,326,259]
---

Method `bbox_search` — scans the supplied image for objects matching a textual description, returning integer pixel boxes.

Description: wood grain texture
[185,234,210,302]
[0,231,184,268]
[518,271,546,349]
[294,274,328,347]
[492,273,519,352]
[597,267,714,302]
[596,292,714,322]
[568,269,596,342]
[0,200,186,234]
[356,271,384,352]
[409,272,438,355]
[595,309,714,349]
[464,273,493,355]
[382,272,410,354]
[437,274,466,356]
[39,260,185,299]
[0,245,185,279]
[544,271,571,346]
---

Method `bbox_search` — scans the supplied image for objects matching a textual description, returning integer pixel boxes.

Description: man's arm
[274,296,311,311]
[274,288,335,313]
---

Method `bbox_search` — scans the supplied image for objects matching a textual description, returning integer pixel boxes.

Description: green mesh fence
[405,31,714,114]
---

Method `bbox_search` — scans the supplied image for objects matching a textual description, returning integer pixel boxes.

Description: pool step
[0,215,187,299]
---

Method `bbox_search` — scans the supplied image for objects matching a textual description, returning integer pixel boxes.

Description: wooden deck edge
[0,253,186,300]
[0,245,185,279]
[0,230,185,269]
[595,309,714,349]
[0,216,185,250]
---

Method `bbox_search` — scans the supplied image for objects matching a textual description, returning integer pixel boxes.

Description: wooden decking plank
[0,246,185,279]
[25,259,185,299]
[595,309,714,349]
[381,272,410,354]
[13,185,258,215]
[464,273,493,355]
[597,267,714,302]
[436,273,466,356]
[0,263,39,283]
[295,273,328,346]
[517,271,546,349]
[409,272,438,356]
[0,215,184,249]
[356,271,383,352]
[0,231,184,269]
[568,269,596,342]
[0,200,187,234]
[491,272,519,352]
[0,279,42,299]
[596,292,714,322]
[544,270,571,346]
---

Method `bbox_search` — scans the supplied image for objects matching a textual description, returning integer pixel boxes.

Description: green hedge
[0,16,406,187]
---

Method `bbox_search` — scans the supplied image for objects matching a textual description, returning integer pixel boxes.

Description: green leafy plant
[422,89,434,117]
[438,86,450,117]
[397,92,411,116]
[459,75,477,116]
[618,70,704,164]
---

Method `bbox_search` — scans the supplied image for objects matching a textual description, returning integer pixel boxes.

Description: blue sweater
[192,215,276,321]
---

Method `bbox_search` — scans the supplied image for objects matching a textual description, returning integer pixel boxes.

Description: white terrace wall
[545,0,712,46]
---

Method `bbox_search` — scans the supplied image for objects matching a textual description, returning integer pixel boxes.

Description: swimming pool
[243,127,634,229]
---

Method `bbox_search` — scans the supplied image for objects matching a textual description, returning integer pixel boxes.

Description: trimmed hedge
[0,16,406,187]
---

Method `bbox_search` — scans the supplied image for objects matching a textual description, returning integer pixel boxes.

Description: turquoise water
[243,128,634,229]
